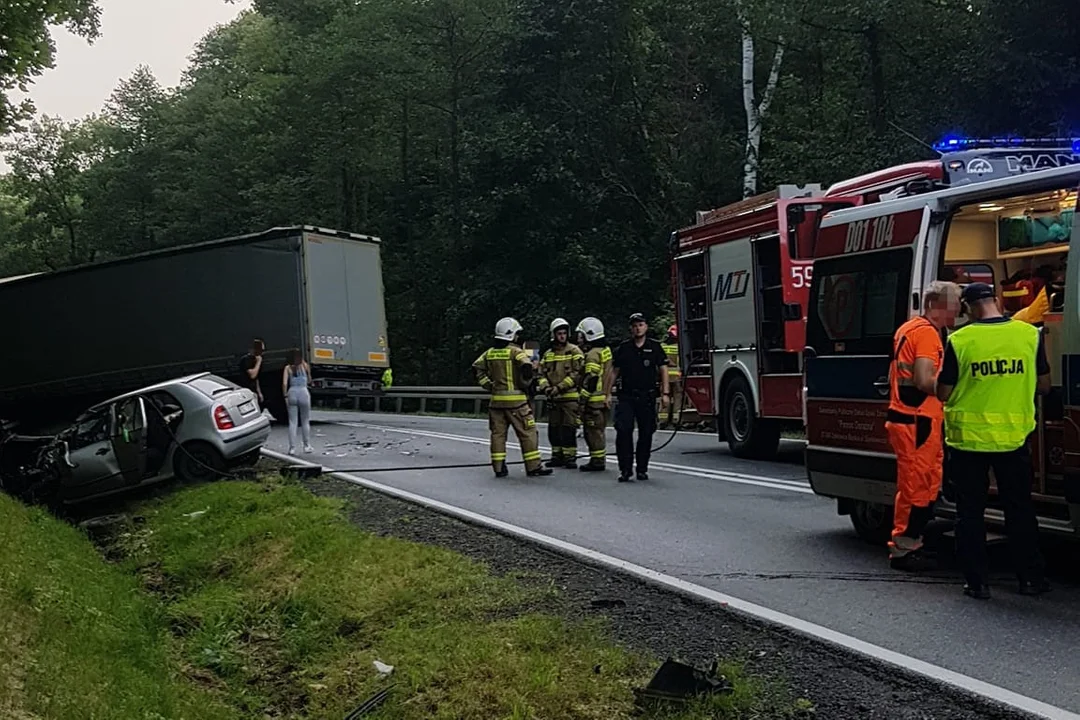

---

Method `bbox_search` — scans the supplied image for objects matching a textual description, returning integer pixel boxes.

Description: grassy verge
[0,494,235,720]
[2,477,802,718]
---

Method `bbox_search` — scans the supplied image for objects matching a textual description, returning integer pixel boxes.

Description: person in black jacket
[611,313,669,482]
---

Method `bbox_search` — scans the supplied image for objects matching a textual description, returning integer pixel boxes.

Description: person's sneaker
[303,445,314,454]
[287,447,297,456]
[636,471,649,481]
[963,582,992,600]
[494,468,509,478]
[580,463,606,472]
[527,467,554,477]
[1018,578,1051,596]
[618,473,634,483]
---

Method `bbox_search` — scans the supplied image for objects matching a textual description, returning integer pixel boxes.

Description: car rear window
[188,374,240,398]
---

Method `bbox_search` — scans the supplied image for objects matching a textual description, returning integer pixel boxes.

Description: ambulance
[804,138,1080,542]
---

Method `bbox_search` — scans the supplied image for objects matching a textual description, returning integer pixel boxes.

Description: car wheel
[174,441,227,484]
[850,500,893,545]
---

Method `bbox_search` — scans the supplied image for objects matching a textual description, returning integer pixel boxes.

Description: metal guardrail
[377,386,546,415]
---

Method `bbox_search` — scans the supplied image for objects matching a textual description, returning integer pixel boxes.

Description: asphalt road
[267,410,1080,713]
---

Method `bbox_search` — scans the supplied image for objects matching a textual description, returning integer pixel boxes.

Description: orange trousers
[886,415,943,557]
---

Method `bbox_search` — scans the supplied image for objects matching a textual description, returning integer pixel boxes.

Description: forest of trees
[1,0,1078,383]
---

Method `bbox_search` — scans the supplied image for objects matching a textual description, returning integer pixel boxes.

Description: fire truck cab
[804,138,1080,543]
[671,186,858,458]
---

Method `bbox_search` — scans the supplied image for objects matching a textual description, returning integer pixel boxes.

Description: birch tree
[737,0,784,197]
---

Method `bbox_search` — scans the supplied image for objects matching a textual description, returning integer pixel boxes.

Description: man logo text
[713,269,750,301]
[843,216,895,254]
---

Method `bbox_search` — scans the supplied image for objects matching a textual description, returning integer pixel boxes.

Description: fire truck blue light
[932,136,1080,153]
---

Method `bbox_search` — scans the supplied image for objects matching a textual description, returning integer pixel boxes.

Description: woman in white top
[282,349,314,454]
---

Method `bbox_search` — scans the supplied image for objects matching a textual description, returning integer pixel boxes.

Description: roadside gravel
[298,472,1038,720]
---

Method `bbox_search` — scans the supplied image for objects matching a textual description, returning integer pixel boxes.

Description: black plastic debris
[280,465,326,480]
[344,684,393,719]
[633,658,733,708]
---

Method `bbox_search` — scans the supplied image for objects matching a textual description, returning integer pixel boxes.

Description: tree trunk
[738,3,784,198]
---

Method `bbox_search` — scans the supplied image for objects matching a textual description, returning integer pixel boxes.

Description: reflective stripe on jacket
[943,320,1038,452]
[661,343,681,379]
[538,343,584,401]
[581,346,613,406]
[888,316,943,418]
[472,345,532,408]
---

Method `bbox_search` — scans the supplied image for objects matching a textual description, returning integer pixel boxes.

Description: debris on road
[373,660,394,676]
[632,658,733,708]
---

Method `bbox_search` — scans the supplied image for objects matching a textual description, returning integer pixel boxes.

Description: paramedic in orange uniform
[886,281,961,570]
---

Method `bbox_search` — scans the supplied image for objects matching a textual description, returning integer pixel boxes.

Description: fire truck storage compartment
[939,185,1076,522]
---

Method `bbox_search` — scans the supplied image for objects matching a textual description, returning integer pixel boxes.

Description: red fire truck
[804,138,1080,542]
[670,185,861,458]
[671,138,1080,461]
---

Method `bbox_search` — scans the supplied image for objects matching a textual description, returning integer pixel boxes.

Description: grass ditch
[1,476,809,719]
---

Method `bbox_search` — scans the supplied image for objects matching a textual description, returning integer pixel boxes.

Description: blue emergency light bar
[933,136,1080,153]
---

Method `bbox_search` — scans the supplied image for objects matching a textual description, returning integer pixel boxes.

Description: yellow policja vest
[943,320,1039,452]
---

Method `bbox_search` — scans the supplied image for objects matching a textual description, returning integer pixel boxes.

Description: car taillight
[213,405,234,430]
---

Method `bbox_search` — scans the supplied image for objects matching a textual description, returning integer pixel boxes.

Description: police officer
[538,318,585,468]
[612,313,669,482]
[936,283,1050,599]
[472,318,553,478]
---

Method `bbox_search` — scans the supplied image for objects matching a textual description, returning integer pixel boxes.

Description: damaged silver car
[0,373,271,506]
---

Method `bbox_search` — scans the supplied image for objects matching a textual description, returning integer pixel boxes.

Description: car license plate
[239,401,255,414]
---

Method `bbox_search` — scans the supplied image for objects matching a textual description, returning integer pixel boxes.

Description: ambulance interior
[941,186,1076,506]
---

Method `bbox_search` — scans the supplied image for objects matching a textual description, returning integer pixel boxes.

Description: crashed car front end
[0,424,74,506]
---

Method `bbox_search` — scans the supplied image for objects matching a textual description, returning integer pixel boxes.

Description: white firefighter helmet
[494,317,523,341]
[575,317,605,342]
[549,317,570,339]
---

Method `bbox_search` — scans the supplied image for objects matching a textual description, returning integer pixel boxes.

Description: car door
[111,396,148,485]
[64,409,125,500]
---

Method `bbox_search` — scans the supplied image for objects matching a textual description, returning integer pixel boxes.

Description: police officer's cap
[961,282,995,304]
[629,312,647,324]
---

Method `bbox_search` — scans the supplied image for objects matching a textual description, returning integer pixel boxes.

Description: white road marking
[263,447,1079,720]
[337,421,814,493]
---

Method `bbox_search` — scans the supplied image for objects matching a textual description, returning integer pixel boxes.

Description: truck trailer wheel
[850,500,892,545]
[722,375,780,459]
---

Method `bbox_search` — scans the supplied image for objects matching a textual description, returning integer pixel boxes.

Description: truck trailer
[0,225,389,422]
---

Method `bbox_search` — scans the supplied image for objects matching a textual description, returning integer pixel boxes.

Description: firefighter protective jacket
[472,344,533,408]
[538,343,584,401]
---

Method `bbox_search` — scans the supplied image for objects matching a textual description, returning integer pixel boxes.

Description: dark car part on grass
[344,684,393,719]
[632,658,733,708]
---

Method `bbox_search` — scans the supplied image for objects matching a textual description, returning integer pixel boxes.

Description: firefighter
[885,281,961,571]
[937,282,1050,599]
[472,318,553,478]
[576,317,613,472]
[537,318,585,468]
[660,325,681,428]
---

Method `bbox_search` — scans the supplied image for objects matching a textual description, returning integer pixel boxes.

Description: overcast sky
[17,0,251,122]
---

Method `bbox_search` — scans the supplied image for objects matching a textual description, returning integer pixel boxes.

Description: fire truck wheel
[850,500,892,545]
[722,375,780,459]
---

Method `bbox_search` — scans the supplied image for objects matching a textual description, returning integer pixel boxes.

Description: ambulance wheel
[723,375,780,459]
[850,501,892,545]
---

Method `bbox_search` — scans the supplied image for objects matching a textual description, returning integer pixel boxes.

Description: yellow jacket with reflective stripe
[538,343,584,401]
[943,320,1039,452]
[661,343,681,379]
[581,346,613,406]
[472,344,532,408]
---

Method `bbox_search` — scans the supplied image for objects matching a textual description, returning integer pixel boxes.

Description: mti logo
[713,269,750,301]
